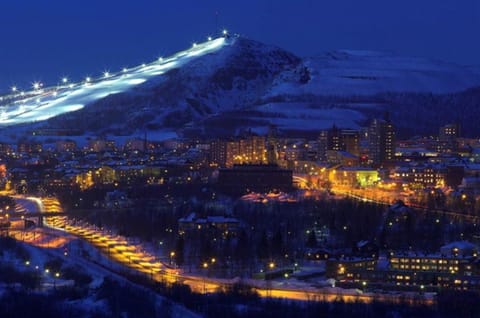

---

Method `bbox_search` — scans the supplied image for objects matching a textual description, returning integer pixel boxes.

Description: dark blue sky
[1,0,479,92]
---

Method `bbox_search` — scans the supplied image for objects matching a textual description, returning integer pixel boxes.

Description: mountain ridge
[2,35,480,139]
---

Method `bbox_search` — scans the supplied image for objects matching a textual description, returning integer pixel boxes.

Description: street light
[203,262,208,294]
[170,251,175,265]
[54,272,60,289]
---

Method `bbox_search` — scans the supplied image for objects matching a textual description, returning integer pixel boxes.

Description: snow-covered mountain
[1,35,480,138]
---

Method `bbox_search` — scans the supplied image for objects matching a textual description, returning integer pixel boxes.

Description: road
[333,185,480,222]
[14,195,436,305]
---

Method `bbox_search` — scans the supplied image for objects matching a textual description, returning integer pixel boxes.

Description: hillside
[1,35,480,138]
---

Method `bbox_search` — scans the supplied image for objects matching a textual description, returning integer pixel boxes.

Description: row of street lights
[25,260,61,289]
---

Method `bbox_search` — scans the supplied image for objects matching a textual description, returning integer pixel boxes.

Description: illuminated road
[9,195,434,305]
[333,185,480,222]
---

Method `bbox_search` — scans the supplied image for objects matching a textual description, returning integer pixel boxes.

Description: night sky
[1,0,479,92]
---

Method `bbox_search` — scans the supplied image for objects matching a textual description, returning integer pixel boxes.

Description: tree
[306,230,317,248]
[175,236,185,266]
[0,196,15,211]
[271,230,283,257]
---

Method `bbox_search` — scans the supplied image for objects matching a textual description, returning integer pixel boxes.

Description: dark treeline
[61,184,480,274]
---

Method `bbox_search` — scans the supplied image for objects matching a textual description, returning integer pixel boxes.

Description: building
[326,257,377,282]
[392,164,446,188]
[178,212,240,236]
[438,123,459,153]
[329,167,379,187]
[55,140,77,153]
[217,164,293,195]
[326,242,480,291]
[341,129,361,156]
[210,135,267,168]
[460,176,480,196]
[0,143,12,155]
[209,140,227,167]
[124,138,147,152]
[318,126,360,161]
[367,118,395,166]
[326,150,359,166]
[17,142,42,154]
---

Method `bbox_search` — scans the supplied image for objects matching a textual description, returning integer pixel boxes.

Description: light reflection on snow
[0,37,227,127]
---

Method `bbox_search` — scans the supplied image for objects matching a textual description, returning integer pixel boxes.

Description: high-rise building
[266,125,279,165]
[328,125,343,151]
[226,140,240,167]
[438,123,459,153]
[367,118,395,166]
[210,140,227,167]
[341,129,360,156]
[318,125,360,161]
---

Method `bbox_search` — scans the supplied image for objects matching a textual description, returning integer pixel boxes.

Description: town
[1,115,480,309]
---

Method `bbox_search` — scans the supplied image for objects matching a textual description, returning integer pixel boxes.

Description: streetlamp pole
[203,262,208,294]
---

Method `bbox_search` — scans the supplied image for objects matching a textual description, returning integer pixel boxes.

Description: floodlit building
[328,167,379,187]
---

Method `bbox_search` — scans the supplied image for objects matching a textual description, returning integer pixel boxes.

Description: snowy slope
[269,50,480,96]
[0,37,227,127]
[1,35,480,137]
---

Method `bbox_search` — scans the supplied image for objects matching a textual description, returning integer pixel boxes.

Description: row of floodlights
[6,30,229,96]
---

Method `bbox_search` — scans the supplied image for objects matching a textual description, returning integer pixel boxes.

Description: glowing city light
[208,36,212,41]
[192,43,197,48]
[85,77,91,83]
[32,82,41,90]
[11,86,17,92]
[222,29,228,36]
[62,77,68,84]
[103,71,110,78]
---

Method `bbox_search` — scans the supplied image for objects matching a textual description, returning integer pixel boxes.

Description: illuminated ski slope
[0,37,227,127]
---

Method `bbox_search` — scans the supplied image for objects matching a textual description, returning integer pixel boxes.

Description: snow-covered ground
[7,196,200,317]
[0,37,227,127]
[269,50,480,96]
